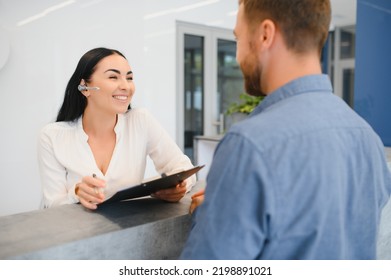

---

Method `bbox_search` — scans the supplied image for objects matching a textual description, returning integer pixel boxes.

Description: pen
[92,173,104,194]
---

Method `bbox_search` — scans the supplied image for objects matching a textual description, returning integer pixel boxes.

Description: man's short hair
[239,0,331,55]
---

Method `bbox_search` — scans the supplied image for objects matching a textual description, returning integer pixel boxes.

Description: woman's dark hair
[56,47,126,122]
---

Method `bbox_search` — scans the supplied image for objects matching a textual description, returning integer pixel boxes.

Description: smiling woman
[56,48,132,122]
[37,47,196,210]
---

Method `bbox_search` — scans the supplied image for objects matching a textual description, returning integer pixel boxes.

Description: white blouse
[37,108,195,208]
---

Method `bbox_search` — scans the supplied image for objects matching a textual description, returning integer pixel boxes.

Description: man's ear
[257,19,276,50]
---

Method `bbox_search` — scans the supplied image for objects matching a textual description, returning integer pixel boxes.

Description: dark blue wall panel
[355,0,391,146]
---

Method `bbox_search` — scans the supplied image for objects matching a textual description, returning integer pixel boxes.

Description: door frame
[176,21,235,150]
[328,26,356,106]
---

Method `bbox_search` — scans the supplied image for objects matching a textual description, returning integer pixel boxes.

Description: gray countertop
[0,181,205,260]
[2,160,390,260]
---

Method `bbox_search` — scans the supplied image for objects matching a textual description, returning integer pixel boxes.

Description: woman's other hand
[152,181,187,202]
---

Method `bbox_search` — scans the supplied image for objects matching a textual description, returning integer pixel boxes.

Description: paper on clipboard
[99,165,204,205]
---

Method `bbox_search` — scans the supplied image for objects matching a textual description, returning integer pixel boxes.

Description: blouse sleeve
[37,126,79,208]
[142,109,196,191]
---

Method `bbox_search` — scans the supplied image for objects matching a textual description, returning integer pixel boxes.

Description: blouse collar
[76,113,125,143]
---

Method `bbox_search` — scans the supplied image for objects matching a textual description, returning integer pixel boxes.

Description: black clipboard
[99,165,204,205]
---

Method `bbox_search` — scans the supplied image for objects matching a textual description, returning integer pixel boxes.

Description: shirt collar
[250,74,333,117]
[114,114,124,143]
[77,113,125,142]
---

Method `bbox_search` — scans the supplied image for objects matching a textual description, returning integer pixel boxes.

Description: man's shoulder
[227,106,295,145]
[226,92,376,154]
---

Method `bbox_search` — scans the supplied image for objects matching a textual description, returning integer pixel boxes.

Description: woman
[38,47,195,210]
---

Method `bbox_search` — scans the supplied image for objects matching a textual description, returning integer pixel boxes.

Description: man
[180,0,391,259]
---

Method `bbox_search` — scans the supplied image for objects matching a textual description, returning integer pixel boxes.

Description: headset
[78,85,100,92]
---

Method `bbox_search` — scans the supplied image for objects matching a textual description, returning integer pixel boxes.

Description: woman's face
[84,54,135,115]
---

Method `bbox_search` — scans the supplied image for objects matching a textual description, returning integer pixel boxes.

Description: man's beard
[240,49,266,97]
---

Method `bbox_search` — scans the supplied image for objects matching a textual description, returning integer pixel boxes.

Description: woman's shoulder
[121,107,162,133]
[39,119,79,137]
[124,107,155,122]
[126,107,150,116]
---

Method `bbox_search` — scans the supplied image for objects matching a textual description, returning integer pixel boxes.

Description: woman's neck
[82,107,117,137]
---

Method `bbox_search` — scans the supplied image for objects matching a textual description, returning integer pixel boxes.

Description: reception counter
[1,161,391,259]
[0,181,205,260]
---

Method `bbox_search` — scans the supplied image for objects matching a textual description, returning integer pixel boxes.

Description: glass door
[216,38,244,133]
[183,34,204,158]
[177,22,244,162]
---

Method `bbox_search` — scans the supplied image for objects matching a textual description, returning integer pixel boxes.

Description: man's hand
[189,189,205,214]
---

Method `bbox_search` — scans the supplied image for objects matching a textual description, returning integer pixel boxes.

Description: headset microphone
[78,85,100,92]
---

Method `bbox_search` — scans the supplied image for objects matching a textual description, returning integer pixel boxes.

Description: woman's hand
[152,181,187,202]
[189,189,205,214]
[75,175,106,210]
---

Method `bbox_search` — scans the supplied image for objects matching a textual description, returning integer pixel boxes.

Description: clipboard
[99,165,204,205]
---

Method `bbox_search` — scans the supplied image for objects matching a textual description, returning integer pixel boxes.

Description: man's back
[180,75,391,259]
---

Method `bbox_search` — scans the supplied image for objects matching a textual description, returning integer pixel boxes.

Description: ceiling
[0,0,357,29]
[330,0,357,29]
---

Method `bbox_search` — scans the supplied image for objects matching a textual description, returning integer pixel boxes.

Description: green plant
[226,93,264,115]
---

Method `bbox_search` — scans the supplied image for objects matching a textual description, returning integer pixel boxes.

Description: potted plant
[226,93,264,115]
[225,93,264,130]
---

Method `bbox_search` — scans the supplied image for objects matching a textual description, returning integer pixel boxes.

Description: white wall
[0,0,356,217]
[0,0,237,216]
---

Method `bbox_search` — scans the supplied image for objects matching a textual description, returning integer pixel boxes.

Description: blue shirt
[180,74,391,259]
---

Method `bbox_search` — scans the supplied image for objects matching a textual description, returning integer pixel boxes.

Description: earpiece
[78,84,87,91]
[78,85,100,92]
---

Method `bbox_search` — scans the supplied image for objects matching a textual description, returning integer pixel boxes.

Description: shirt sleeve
[180,132,274,259]
[143,109,196,191]
[37,126,79,208]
